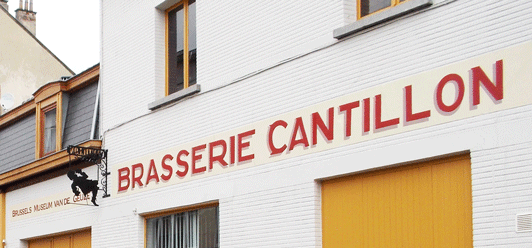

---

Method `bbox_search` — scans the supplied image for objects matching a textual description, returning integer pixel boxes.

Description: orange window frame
[357,0,409,19]
[165,0,194,96]
[36,93,63,159]
[40,104,57,157]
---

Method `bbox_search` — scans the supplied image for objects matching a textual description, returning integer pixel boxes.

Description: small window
[146,205,219,248]
[35,91,64,159]
[42,106,57,156]
[359,0,407,18]
[166,0,197,96]
[334,0,432,39]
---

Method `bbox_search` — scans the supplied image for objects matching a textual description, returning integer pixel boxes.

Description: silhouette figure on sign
[67,169,99,206]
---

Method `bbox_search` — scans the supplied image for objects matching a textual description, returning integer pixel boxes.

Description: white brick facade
[5,0,532,247]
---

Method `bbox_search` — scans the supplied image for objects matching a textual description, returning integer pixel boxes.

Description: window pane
[188,0,196,52]
[188,0,197,87]
[168,5,185,95]
[198,207,218,248]
[147,206,219,248]
[360,0,392,17]
[43,108,56,154]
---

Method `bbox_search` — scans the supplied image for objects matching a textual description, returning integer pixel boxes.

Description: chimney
[0,0,8,11]
[15,0,36,36]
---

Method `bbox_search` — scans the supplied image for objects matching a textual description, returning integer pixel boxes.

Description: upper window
[42,106,57,156]
[334,0,432,39]
[146,205,219,248]
[35,92,63,159]
[359,0,407,18]
[166,0,197,96]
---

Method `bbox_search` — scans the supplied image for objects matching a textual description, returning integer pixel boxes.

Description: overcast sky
[9,0,100,74]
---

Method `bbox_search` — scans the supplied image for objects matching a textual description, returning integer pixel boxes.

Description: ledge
[155,0,180,10]
[0,140,102,186]
[333,0,433,39]
[148,84,201,110]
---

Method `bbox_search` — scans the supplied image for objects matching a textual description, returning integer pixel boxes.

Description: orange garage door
[28,229,91,248]
[322,154,472,248]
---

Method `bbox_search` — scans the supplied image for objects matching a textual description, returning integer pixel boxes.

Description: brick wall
[4,0,531,247]
[99,0,532,247]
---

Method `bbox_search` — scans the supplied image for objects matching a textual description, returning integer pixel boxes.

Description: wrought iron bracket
[67,145,110,198]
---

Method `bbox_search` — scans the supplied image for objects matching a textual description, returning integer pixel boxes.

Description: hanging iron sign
[67,145,110,203]
[67,169,100,206]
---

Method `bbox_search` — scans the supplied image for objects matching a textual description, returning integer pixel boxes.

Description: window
[146,205,218,248]
[359,0,407,18]
[35,92,63,159]
[166,0,197,96]
[41,105,57,156]
[333,0,432,39]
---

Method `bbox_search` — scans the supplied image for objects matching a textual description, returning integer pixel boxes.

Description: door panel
[29,239,51,248]
[28,229,91,248]
[53,236,70,248]
[71,230,91,248]
[322,154,472,248]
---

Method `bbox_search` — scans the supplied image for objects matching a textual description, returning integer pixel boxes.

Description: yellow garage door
[28,229,91,248]
[322,154,472,248]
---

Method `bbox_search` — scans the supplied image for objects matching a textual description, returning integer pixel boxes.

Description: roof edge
[0,64,99,128]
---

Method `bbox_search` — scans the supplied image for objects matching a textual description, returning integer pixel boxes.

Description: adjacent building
[0,65,100,248]
[0,1,73,115]
[2,0,532,247]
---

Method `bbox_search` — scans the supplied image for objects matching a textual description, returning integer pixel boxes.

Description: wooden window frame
[36,93,63,159]
[41,104,57,156]
[358,0,408,19]
[165,0,196,96]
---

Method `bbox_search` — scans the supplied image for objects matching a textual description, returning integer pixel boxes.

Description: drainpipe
[90,80,101,139]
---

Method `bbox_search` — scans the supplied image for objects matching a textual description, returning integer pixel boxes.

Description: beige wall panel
[0,10,73,111]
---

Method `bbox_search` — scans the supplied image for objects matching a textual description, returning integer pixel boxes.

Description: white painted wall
[5,0,531,247]
[5,165,99,248]
[99,0,344,131]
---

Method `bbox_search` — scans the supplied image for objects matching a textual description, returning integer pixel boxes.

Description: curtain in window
[43,109,56,153]
[147,206,218,248]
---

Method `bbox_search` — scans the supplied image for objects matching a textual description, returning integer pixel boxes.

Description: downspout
[97,0,104,142]
[0,191,5,247]
[90,80,101,139]
[61,92,70,148]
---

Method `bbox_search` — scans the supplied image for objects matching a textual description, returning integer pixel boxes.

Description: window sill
[333,0,433,39]
[148,84,201,110]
